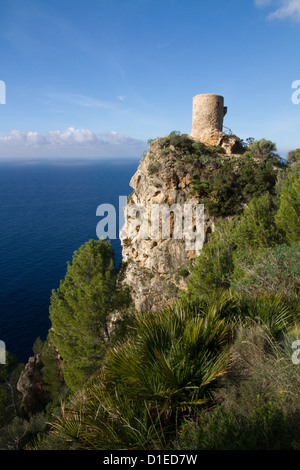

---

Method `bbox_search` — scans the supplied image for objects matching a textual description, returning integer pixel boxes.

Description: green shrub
[231,243,300,301]
[0,413,47,450]
[246,138,279,161]
[178,268,189,277]
[200,156,280,217]
[159,132,195,153]
[158,131,224,162]
[177,322,300,450]
[287,148,300,164]
[148,162,160,175]
[232,192,283,250]
[215,323,300,415]
[177,402,298,450]
[275,172,300,244]
[187,192,284,297]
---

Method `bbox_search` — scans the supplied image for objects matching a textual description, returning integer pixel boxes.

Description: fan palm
[104,297,230,411]
[46,296,232,450]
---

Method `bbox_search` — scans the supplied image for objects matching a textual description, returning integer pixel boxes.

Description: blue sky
[0,0,299,158]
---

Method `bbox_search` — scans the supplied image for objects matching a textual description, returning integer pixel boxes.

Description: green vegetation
[0,353,23,427]
[148,162,160,175]
[286,147,300,164]
[154,132,285,217]
[189,141,283,217]
[105,299,230,411]
[231,243,300,301]
[48,239,131,391]
[186,185,297,298]
[0,135,299,451]
[276,171,300,243]
[158,130,227,156]
[177,322,300,450]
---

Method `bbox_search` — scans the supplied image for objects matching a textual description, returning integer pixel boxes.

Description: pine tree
[49,239,122,391]
[275,172,300,244]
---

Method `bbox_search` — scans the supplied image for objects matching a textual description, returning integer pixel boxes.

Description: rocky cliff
[119,131,243,312]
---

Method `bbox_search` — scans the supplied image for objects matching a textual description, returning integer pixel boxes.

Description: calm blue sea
[0,158,139,364]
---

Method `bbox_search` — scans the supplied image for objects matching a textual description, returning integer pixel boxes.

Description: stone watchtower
[190,93,227,146]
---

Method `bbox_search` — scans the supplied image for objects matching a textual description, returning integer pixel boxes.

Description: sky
[0,0,299,159]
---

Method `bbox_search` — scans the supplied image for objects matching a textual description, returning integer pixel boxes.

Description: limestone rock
[17,354,50,416]
[190,128,244,154]
[120,136,222,312]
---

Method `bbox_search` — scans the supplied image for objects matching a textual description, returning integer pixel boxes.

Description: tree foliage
[287,148,300,164]
[232,192,283,250]
[245,138,279,161]
[275,172,300,244]
[49,239,129,391]
[187,218,236,295]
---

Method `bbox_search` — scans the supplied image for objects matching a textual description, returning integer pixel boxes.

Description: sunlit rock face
[120,137,212,312]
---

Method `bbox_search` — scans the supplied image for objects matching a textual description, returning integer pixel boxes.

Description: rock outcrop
[17,354,50,416]
[119,133,243,312]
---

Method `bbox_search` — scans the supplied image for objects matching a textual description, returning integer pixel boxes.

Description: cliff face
[120,132,242,312]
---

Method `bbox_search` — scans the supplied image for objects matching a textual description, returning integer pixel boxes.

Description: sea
[0,157,139,364]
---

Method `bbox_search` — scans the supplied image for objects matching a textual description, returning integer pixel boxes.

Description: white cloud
[269,0,300,20]
[0,128,147,158]
[255,0,300,21]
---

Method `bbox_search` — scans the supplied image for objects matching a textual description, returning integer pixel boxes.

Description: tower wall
[190,93,227,142]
